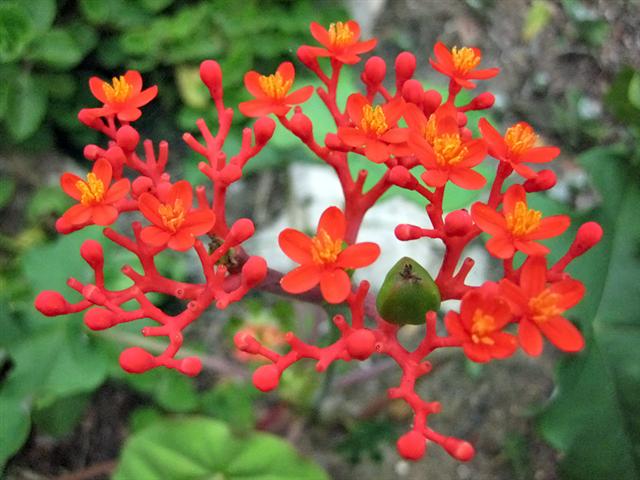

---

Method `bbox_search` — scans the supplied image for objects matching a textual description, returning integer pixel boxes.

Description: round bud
[388,166,414,187]
[219,164,242,183]
[524,169,556,192]
[444,210,473,236]
[119,347,155,374]
[254,117,276,144]
[84,308,116,330]
[443,437,475,462]
[83,144,101,160]
[132,176,154,197]
[80,239,104,268]
[228,218,255,245]
[471,91,495,110]
[289,109,313,141]
[422,90,442,114]
[397,431,426,460]
[234,331,260,354]
[35,291,70,317]
[456,112,468,127]
[297,46,319,70]
[253,364,280,392]
[346,329,376,360]
[364,56,386,85]
[77,109,100,128]
[178,357,203,377]
[325,133,344,150]
[200,60,222,91]
[116,125,140,151]
[395,52,417,83]
[570,221,603,256]
[401,79,423,105]
[242,256,268,288]
[394,224,424,241]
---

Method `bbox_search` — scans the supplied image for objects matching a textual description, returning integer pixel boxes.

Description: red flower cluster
[36,19,603,466]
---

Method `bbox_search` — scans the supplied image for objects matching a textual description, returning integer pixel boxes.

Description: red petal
[486,235,516,259]
[284,85,314,105]
[503,184,527,216]
[138,193,163,226]
[281,264,321,293]
[365,140,390,163]
[168,229,195,251]
[526,215,570,240]
[449,168,486,190]
[181,210,215,235]
[62,204,92,225]
[278,228,313,264]
[132,85,158,108]
[519,146,559,164]
[116,108,142,122]
[104,178,130,203]
[169,180,193,210]
[336,242,380,269]
[91,205,118,226]
[551,279,585,310]
[518,319,543,356]
[380,127,409,144]
[338,127,367,147]
[140,225,170,247]
[469,68,500,80]
[512,163,537,179]
[491,332,518,359]
[93,159,113,186]
[319,269,351,304]
[310,22,330,47]
[432,42,454,70]
[499,279,528,316]
[382,97,405,125]
[457,139,487,168]
[520,256,548,297]
[89,77,108,103]
[514,239,549,256]
[421,169,449,187]
[346,93,368,123]
[61,173,83,200]
[478,118,508,159]
[454,76,477,89]
[345,20,361,41]
[471,203,507,235]
[276,62,295,82]
[445,312,466,339]
[239,99,282,118]
[404,104,427,131]
[124,70,143,94]
[349,38,377,54]
[463,343,492,363]
[244,71,265,98]
[317,206,346,241]
[539,316,584,352]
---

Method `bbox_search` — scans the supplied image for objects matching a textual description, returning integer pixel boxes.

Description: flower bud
[77,108,101,128]
[346,329,376,360]
[445,210,473,236]
[178,357,203,377]
[363,56,386,85]
[297,45,320,71]
[80,240,104,269]
[254,117,276,144]
[388,166,414,188]
[83,144,101,160]
[394,224,424,241]
[119,347,156,374]
[200,60,222,93]
[422,89,442,114]
[401,79,423,105]
[456,112,468,127]
[443,437,475,462]
[568,222,603,257]
[219,164,242,183]
[325,133,345,150]
[115,125,140,151]
[395,51,416,83]
[35,291,70,317]
[228,218,255,245]
[253,364,280,392]
[397,431,426,460]
[524,169,556,192]
[84,308,116,330]
[289,108,313,141]
[242,256,268,288]
[132,176,153,197]
[470,91,495,110]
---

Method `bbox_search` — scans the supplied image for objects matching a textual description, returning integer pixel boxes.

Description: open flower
[60,159,130,227]
[445,287,517,362]
[138,181,215,251]
[337,94,408,163]
[85,70,158,122]
[303,20,376,64]
[479,119,560,178]
[279,206,380,304]
[239,62,314,117]
[409,103,487,189]
[471,184,569,258]
[499,256,585,356]
[430,42,499,89]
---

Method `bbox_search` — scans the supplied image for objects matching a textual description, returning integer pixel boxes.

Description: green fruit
[376,257,441,325]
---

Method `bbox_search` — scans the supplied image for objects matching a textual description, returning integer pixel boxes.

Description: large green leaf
[538,146,640,479]
[114,417,329,480]
[0,394,31,473]
[0,3,33,62]
[5,70,47,141]
[28,28,84,69]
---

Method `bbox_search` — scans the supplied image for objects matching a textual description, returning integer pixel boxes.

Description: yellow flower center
[433,133,468,166]
[529,289,563,324]
[423,114,437,145]
[470,309,496,345]
[76,173,105,206]
[505,201,541,236]
[451,47,481,74]
[360,104,389,136]
[158,199,186,232]
[258,72,292,100]
[328,21,354,47]
[102,75,132,103]
[311,229,342,265]
[505,123,537,155]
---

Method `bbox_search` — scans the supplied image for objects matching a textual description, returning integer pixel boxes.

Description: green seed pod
[376,257,441,325]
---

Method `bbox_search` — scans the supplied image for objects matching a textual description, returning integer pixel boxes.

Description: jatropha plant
[35,20,603,462]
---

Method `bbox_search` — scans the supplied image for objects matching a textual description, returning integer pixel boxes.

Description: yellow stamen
[102,75,132,103]
[76,173,105,206]
[423,114,437,145]
[451,47,481,74]
[360,104,388,136]
[433,133,468,166]
[311,229,342,265]
[506,201,541,236]
[529,289,562,324]
[505,123,537,155]
[470,309,496,345]
[258,72,292,100]
[158,199,186,232]
[328,21,354,47]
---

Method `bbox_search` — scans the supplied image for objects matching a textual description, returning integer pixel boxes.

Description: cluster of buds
[35,20,602,462]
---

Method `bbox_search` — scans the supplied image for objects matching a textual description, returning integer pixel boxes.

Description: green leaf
[28,28,84,69]
[21,0,56,34]
[32,392,90,436]
[200,381,257,432]
[605,67,640,126]
[0,394,31,472]
[628,72,640,110]
[114,417,329,480]
[137,0,173,13]
[538,147,640,479]
[5,70,47,141]
[0,3,33,62]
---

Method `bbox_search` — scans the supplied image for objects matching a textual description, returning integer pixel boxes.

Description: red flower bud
[297,45,319,70]
[456,112,468,127]
[200,60,222,92]
[116,125,140,151]
[132,176,154,197]
[325,133,345,150]
[242,256,267,288]
[228,218,255,245]
[364,56,386,85]
[397,431,426,460]
[422,89,442,114]
[346,329,376,360]
[35,291,70,317]
[401,79,423,105]
[524,169,557,192]
[83,144,101,160]
[568,221,603,257]
[470,91,495,110]
[395,224,424,241]
[395,51,417,83]
[80,240,104,269]
[77,108,100,128]
[443,437,475,462]
[445,210,473,236]
[119,347,156,374]
[178,357,203,377]
[254,117,276,145]
[289,109,313,141]
[84,308,116,330]
[388,166,414,187]
[219,164,242,184]
[253,364,280,392]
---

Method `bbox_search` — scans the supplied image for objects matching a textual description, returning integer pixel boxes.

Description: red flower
[304,20,377,64]
[86,70,158,122]
[279,206,380,304]
[479,119,560,179]
[239,62,314,118]
[338,94,408,163]
[471,184,569,259]
[445,287,517,363]
[60,159,130,226]
[499,256,585,356]
[430,42,499,89]
[409,103,487,189]
[138,181,215,251]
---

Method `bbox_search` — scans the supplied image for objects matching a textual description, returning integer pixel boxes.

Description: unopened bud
[364,56,386,85]
[470,91,495,110]
[116,125,140,151]
[119,347,156,374]
[443,437,475,462]
[200,60,222,93]
[132,176,153,197]
[569,222,603,257]
[77,109,101,128]
[219,164,242,183]
[80,239,104,268]
[253,364,280,392]
[422,90,442,114]
[395,51,416,84]
[178,357,203,377]
[389,166,415,188]
[524,169,557,192]
[289,108,313,141]
[445,210,473,236]
[325,133,345,150]
[84,308,116,330]
[228,218,255,245]
[35,291,70,317]
[401,79,423,105]
[242,256,267,287]
[254,116,276,144]
[346,329,376,360]
[83,144,101,160]
[397,431,426,460]
[395,224,424,241]
[297,45,319,71]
